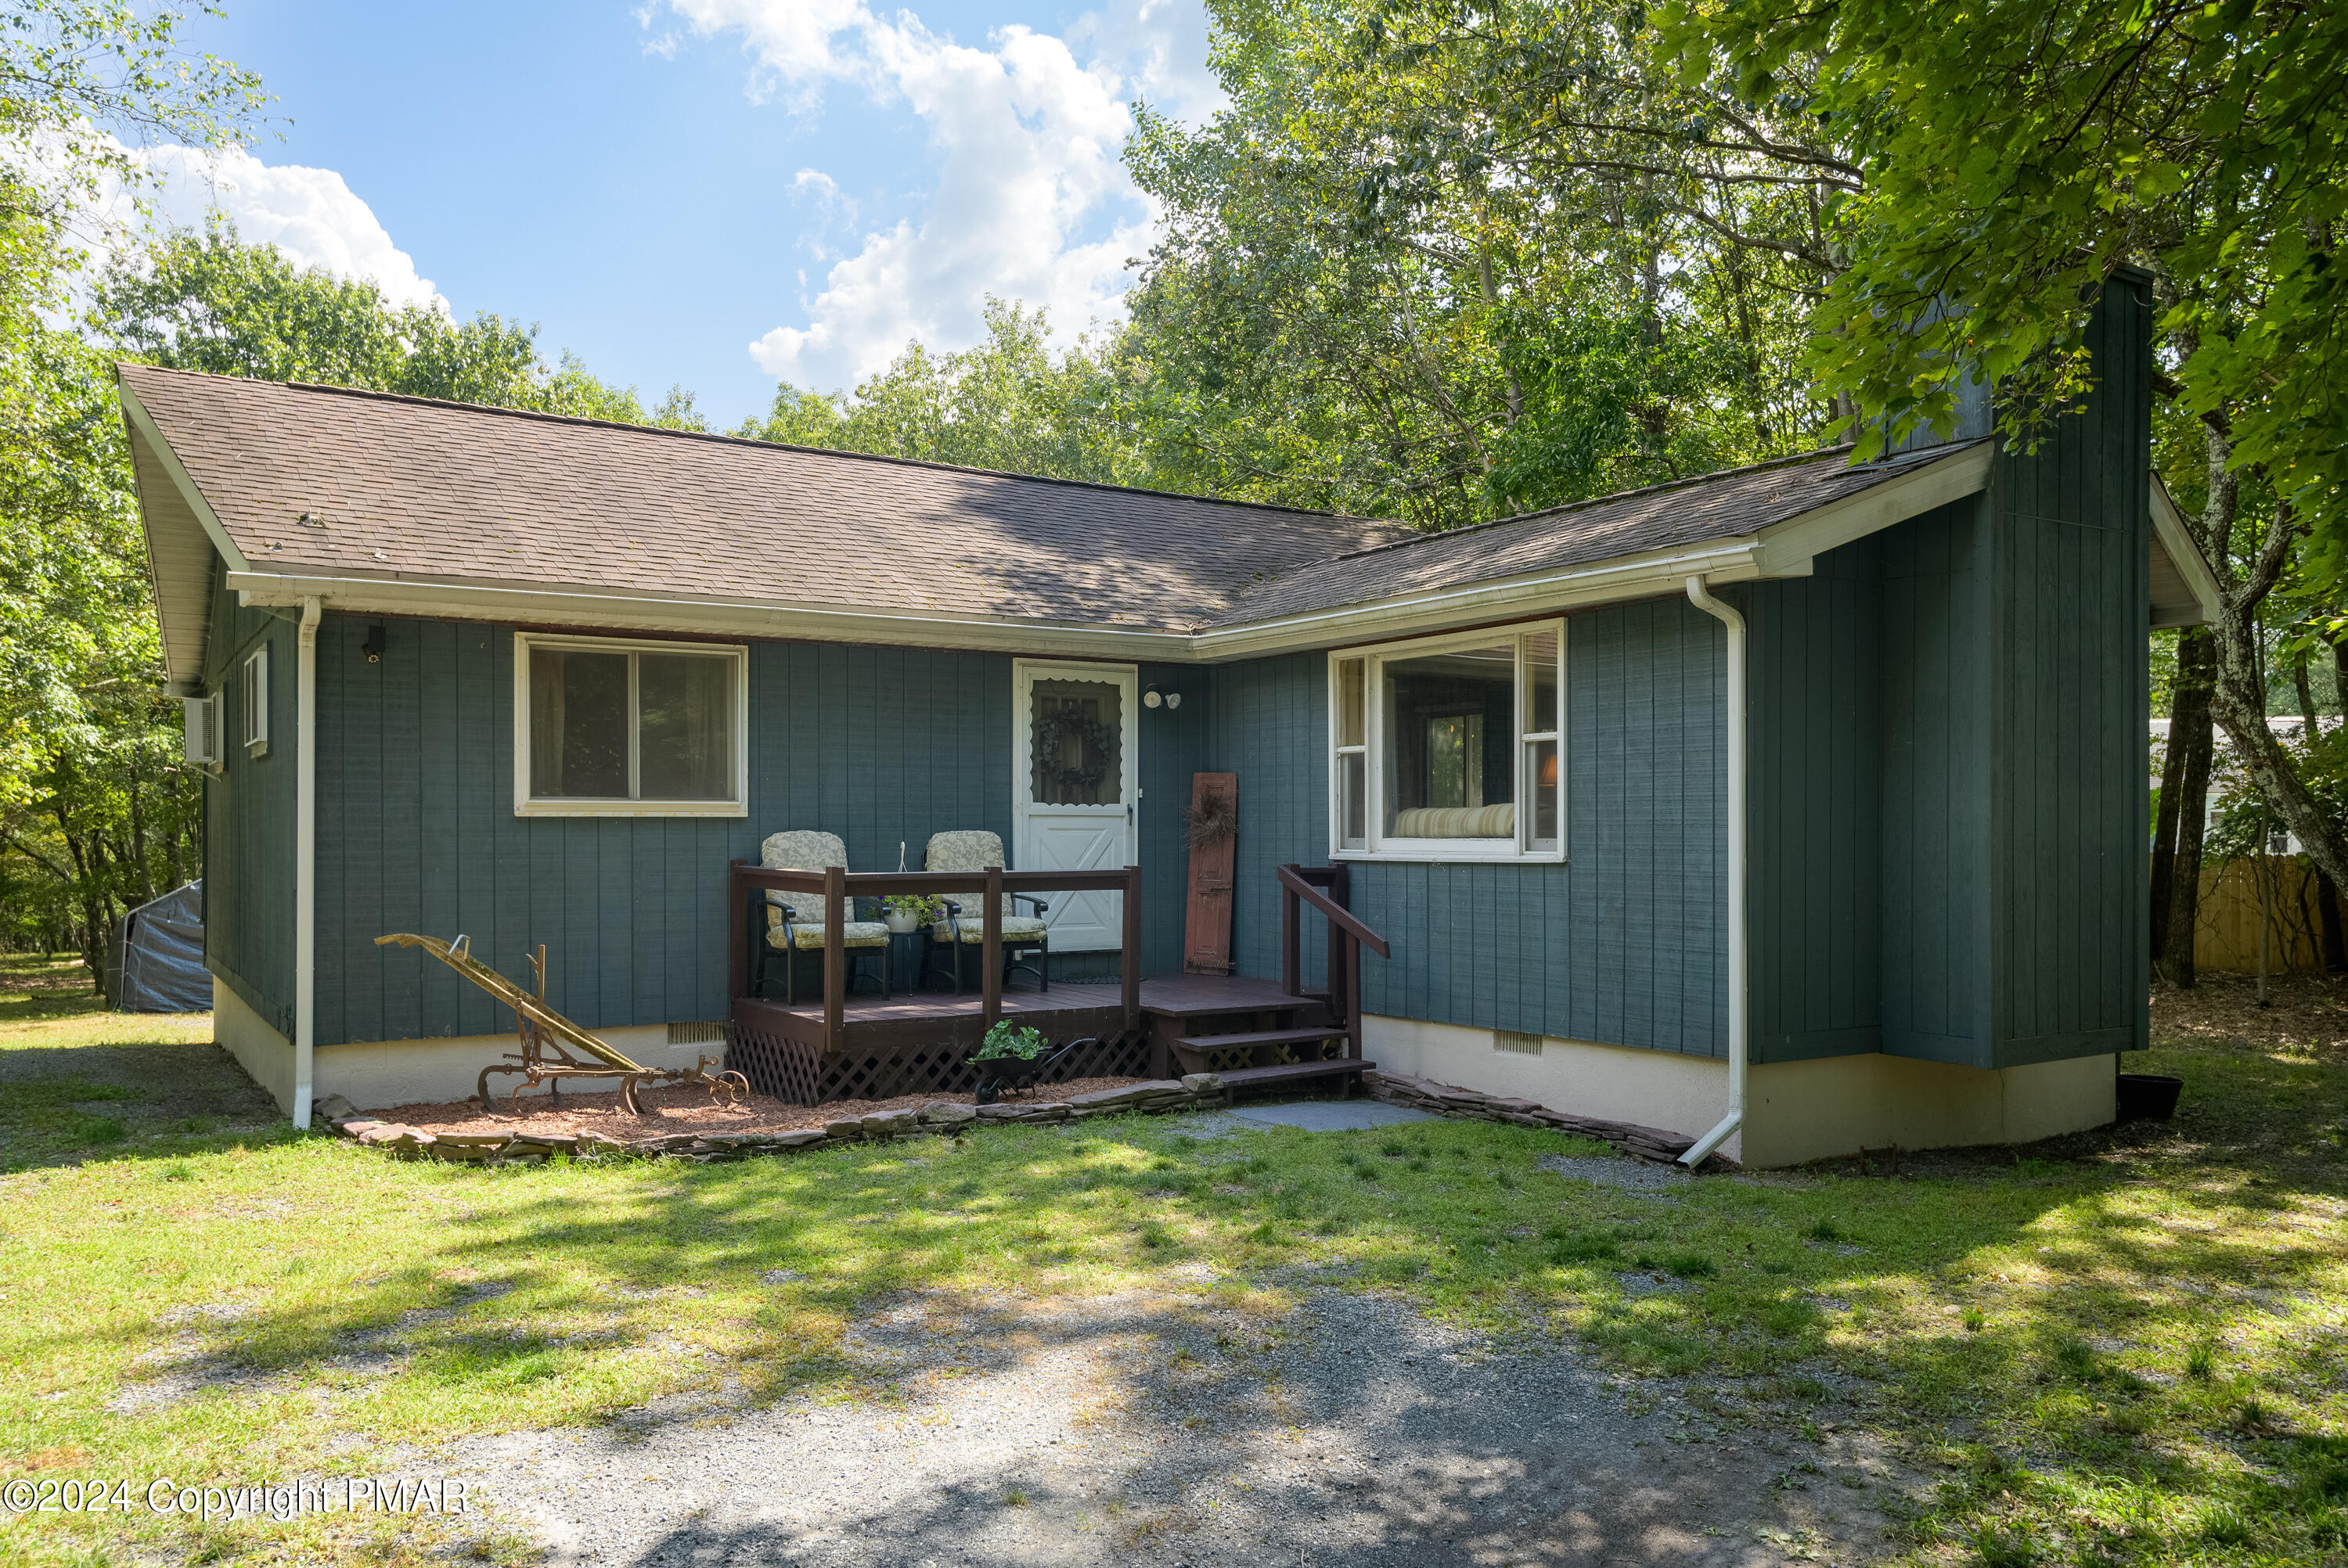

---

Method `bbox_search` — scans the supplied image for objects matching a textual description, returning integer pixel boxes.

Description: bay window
[1329,621,1564,860]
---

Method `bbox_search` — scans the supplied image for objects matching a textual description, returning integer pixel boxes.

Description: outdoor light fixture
[361,625,387,664]
[1143,685,1183,710]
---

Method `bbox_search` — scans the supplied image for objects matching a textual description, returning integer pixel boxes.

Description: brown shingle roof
[119,364,1407,633]
[1209,441,1982,626]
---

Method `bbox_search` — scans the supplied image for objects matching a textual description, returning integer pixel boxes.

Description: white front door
[1014,660,1137,952]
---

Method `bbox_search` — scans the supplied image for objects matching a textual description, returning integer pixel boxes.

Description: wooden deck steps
[1213,1059,1376,1091]
[1173,1026,1346,1054]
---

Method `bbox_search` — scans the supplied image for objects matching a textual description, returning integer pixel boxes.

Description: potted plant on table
[884,894,945,935]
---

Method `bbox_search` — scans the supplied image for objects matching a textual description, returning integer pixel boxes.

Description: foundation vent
[668,1020,729,1045]
[1493,1029,1544,1057]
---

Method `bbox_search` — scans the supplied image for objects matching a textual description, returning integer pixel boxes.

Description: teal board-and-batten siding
[200,563,298,1037]
[1740,279,2149,1070]
[308,626,1200,1047]
[1204,603,1731,1060]
[1984,277,2152,1064]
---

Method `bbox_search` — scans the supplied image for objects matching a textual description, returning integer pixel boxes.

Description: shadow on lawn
[36,1030,2348,1565]
[466,1283,1903,1568]
[0,1039,285,1171]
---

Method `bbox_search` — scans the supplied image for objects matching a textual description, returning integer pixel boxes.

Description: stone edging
[312,1074,1233,1165]
[1364,1070,1738,1170]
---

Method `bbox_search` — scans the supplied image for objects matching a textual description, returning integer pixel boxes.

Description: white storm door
[1013,660,1137,952]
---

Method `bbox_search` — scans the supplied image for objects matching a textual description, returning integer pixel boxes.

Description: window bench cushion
[1390,804,1515,839]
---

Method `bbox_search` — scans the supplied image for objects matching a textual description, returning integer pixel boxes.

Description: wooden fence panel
[2184,857,2339,974]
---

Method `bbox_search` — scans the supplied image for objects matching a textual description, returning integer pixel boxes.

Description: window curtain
[639,653,730,800]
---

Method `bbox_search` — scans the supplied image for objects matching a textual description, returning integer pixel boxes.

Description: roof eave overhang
[225,571,1201,663]
[1188,539,1777,661]
[121,379,251,690]
[223,443,2006,664]
[2149,474,2224,628]
[1194,440,1998,660]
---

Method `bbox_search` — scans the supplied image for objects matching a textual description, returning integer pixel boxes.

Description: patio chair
[923,830,1050,993]
[754,830,889,1005]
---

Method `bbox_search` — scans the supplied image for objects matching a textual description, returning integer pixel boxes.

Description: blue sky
[131,1,1219,427]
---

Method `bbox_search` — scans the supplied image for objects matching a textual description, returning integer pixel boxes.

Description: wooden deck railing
[729,861,1142,1048]
[1277,863,1391,1062]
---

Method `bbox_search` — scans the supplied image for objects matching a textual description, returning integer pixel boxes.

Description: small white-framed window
[1328,620,1565,862]
[513,632,748,817]
[240,647,269,757]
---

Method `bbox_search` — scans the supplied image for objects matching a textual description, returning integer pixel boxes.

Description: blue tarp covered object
[115,880,209,1012]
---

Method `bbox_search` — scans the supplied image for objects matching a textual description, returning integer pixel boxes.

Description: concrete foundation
[214,978,297,1117]
[1359,1013,2116,1167]
[312,1024,719,1112]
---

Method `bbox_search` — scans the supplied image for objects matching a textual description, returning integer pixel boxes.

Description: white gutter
[1680,576,1747,1167]
[292,595,320,1129]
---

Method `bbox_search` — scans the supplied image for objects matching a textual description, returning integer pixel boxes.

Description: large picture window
[513,634,747,816]
[1330,622,1563,860]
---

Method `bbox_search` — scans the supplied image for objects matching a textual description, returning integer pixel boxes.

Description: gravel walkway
[453,1286,1908,1566]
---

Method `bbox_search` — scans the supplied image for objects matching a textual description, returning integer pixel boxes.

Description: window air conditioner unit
[183,692,223,769]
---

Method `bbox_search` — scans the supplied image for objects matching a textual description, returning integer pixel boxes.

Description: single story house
[124,274,2220,1166]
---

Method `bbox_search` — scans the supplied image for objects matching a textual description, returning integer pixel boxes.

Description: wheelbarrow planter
[968,1038,1085,1104]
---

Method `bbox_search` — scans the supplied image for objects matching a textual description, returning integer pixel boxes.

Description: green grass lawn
[2,951,2344,1566]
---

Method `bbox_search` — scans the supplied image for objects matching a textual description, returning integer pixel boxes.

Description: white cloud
[132,145,443,311]
[649,0,1215,390]
[9,132,441,316]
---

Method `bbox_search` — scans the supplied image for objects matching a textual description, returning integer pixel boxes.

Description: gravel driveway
[455,1282,1909,1566]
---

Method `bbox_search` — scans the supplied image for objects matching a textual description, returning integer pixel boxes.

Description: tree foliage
[91,220,699,424]
[0,3,261,973]
[1117,0,1838,527]
[1668,0,2344,533]
[735,300,1136,484]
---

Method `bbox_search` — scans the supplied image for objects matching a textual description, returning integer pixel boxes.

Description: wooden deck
[726,973,1367,1105]
[721,861,1387,1106]
[733,973,1305,1056]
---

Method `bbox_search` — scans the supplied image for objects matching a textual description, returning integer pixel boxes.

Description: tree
[736,300,1136,484]
[2152,628,2216,984]
[1118,0,1833,528]
[0,4,261,980]
[1665,0,2348,965]
[90,220,696,424]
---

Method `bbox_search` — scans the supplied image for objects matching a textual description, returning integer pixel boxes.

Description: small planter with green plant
[884,894,947,934]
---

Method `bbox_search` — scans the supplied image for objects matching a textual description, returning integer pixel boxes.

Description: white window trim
[512,631,749,818]
[241,646,269,757]
[1327,620,1566,864]
[184,689,223,771]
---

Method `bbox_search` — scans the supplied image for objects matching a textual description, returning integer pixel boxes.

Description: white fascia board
[225,572,1197,662]
[1190,541,1767,662]
[2150,474,2223,628]
[1748,441,1995,577]
[119,383,250,574]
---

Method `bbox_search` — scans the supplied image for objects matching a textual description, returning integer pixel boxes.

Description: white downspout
[292,596,320,1129]
[1681,576,1746,1167]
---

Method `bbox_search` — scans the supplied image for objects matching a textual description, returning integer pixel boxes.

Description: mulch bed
[2152,970,2348,1059]
[372,1077,1153,1140]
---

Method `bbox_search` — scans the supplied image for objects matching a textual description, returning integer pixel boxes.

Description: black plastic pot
[2116,1072,2184,1122]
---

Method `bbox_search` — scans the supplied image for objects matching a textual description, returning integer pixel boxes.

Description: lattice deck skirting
[725,1023,1151,1106]
[725,1021,823,1105]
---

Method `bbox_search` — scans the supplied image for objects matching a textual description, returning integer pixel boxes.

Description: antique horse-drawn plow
[376,933,748,1115]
